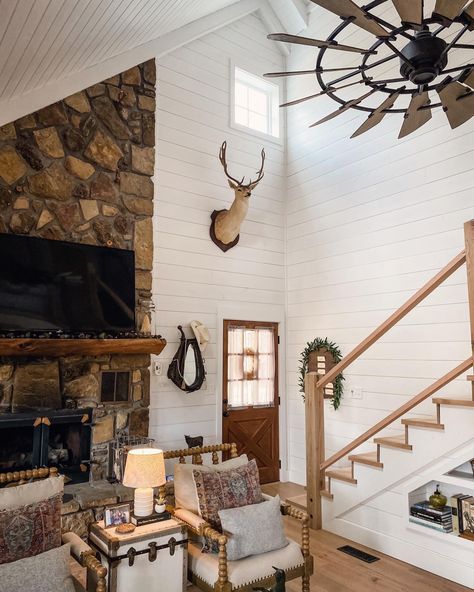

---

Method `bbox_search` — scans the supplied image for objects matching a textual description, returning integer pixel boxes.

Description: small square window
[232,67,280,138]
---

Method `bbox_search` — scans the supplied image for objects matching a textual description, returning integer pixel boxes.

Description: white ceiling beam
[0,0,262,126]
[268,0,309,33]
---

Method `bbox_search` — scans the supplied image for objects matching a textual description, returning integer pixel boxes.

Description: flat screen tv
[0,234,135,334]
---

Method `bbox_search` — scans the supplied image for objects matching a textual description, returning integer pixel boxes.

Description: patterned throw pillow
[0,493,62,564]
[193,459,262,532]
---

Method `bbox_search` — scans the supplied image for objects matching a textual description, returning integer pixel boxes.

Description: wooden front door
[222,320,279,484]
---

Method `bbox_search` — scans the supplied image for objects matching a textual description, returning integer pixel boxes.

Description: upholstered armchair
[164,444,313,592]
[0,468,106,592]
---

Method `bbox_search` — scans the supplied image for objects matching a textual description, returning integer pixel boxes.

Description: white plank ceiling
[0,0,241,103]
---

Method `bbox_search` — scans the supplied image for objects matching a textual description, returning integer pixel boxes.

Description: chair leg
[302,573,311,592]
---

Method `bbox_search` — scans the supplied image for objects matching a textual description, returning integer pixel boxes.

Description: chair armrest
[62,532,91,563]
[62,532,107,592]
[201,525,230,591]
[173,508,208,535]
[280,503,311,560]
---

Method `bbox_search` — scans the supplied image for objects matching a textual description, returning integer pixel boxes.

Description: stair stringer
[322,438,474,588]
[322,404,474,518]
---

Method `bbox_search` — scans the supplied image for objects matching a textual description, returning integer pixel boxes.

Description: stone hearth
[0,61,157,481]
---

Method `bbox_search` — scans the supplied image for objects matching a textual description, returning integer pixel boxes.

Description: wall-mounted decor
[167,325,206,392]
[210,141,265,252]
[299,337,345,410]
[265,0,474,139]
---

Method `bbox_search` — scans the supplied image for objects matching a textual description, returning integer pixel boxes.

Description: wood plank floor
[188,482,471,592]
[72,481,471,591]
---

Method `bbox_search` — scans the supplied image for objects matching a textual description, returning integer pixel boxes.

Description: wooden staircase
[302,219,474,530]
[321,375,474,496]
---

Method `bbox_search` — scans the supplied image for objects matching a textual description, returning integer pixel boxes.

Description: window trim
[230,62,283,145]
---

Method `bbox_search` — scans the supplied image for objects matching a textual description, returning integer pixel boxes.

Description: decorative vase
[155,502,166,514]
[429,484,447,509]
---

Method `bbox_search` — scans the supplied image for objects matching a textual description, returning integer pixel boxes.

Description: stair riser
[325,405,474,517]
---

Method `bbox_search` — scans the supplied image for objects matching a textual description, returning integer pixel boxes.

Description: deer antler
[246,147,265,188]
[219,141,265,188]
[219,141,243,185]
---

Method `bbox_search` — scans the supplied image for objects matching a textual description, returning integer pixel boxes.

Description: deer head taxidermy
[210,141,265,252]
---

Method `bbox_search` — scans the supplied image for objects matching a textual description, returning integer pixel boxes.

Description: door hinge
[278,396,281,405]
[278,335,280,344]
[279,460,282,469]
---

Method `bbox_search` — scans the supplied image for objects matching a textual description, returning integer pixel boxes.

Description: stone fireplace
[0,60,157,494]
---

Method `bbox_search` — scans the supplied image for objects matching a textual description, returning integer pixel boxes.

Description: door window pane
[226,324,276,407]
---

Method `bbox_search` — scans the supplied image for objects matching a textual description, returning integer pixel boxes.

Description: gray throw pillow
[0,544,76,592]
[218,495,288,561]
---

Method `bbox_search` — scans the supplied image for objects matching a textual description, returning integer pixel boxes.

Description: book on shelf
[409,515,453,533]
[460,496,474,536]
[449,494,465,535]
[411,501,451,516]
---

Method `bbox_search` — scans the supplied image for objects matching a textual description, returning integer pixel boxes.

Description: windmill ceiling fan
[265,0,474,138]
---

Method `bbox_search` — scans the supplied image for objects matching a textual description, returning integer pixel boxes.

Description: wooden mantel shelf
[0,337,167,357]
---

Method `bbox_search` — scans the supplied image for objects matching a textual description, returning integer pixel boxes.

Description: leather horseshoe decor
[167,325,206,392]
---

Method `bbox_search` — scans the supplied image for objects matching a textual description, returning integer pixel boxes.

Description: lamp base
[133,487,154,517]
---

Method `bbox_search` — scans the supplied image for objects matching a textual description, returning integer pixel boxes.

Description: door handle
[223,411,230,417]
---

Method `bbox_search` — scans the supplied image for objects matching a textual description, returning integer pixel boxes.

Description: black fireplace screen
[0,409,92,484]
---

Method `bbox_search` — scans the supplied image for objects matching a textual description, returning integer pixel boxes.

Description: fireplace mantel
[0,337,166,357]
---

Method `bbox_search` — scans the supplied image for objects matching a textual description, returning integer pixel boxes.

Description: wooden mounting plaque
[0,338,166,357]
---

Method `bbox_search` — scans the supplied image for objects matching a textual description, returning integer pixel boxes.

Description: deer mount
[210,141,265,252]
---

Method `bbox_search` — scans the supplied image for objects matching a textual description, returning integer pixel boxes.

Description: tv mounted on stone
[0,233,135,335]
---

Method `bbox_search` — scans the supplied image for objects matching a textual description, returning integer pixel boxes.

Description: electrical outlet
[153,361,163,376]
[350,387,363,400]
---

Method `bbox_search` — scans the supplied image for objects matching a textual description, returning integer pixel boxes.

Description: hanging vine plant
[298,337,345,411]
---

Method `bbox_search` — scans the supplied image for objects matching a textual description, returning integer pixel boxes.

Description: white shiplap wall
[149,13,287,454]
[285,4,474,485]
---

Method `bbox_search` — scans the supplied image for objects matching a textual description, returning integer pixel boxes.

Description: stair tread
[374,434,412,450]
[348,451,383,468]
[433,397,474,406]
[467,375,474,381]
[401,417,444,429]
[326,466,357,484]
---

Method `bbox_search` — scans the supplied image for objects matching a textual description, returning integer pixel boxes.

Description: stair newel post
[305,371,325,530]
[464,220,474,399]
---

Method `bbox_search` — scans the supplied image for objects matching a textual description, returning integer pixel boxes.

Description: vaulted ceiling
[0,0,308,126]
[0,0,242,102]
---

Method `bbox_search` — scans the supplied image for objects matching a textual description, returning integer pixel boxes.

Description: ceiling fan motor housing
[399,30,448,84]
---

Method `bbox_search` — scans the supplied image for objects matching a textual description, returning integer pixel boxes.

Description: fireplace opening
[0,409,92,484]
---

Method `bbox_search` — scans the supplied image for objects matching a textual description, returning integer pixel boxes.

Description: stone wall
[0,61,156,479]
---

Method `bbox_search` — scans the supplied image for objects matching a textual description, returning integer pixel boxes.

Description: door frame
[217,303,288,482]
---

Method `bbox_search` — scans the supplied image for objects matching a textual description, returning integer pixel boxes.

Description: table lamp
[123,448,166,517]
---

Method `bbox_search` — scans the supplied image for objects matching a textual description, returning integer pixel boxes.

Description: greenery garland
[298,337,345,411]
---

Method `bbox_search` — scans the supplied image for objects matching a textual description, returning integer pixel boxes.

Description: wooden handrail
[321,357,473,471]
[317,249,467,389]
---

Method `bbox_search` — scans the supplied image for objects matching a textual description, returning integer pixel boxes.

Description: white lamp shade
[122,448,166,489]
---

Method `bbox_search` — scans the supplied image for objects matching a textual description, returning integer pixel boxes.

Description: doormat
[337,545,380,563]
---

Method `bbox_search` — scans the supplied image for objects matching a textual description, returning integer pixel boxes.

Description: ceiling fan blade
[432,0,469,21]
[392,0,424,25]
[398,91,432,138]
[462,0,474,29]
[437,78,474,128]
[462,69,474,88]
[310,0,390,37]
[310,88,378,127]
[267,33,374,54]
[281,79,371,108]
[351,89,404,138]
[264,66,357,78]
